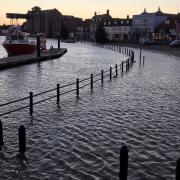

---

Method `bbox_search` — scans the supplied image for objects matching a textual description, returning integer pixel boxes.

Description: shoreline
[114,42,180,58]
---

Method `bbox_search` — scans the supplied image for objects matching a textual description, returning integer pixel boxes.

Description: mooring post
[29,92,33,116]
[36,34,40,57]
[58,36,60,49]
[176,158,180,180]
[91,74,93,90]
[57,84,60,105]
[115,64,118,77]
[143,56,145,66]
[119,145,128,180]
[19,125,26,154]
[101,70,104,84]
[110,67,112,80]
[0,120,4,150]
[76,78,79,97]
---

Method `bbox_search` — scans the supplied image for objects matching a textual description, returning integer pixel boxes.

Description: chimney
[107,9,109,15]
[127,14,129,19]
[94,11,97,16]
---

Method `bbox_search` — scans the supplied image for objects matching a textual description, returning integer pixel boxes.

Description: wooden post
[29,92,33,116]
[19,125,26,154]
[36,35,40,57]
[110,67,112,80]
[57,84,60,105]
[119,145,128,180]
[143,56,145,66]
[0,120,4,149]
[115,64,118,77]
[76,78,79,97]
[101,70,104,84]
[91,74,93,90]
[176,158,180,180]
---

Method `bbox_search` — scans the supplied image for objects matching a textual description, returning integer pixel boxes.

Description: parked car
[169,40,180,47]
[139,37,154,45]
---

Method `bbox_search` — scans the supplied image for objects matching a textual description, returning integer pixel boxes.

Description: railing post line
[119,145,128,180]
[0,120,4,150]
[91,74,93,90]
[57,84,60,105]
[140,49,142,64]
[19,125,26,154]
[76,78,79,97]
[101,70,104,84]
[29,92,33,116]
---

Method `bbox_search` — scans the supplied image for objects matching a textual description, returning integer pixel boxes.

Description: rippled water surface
[0,36,180,180]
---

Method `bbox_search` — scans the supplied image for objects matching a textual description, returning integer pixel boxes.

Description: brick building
[26,6,62,37]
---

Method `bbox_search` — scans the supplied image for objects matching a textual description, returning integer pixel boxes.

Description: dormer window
[121,21,123,24]
[126,20,129,24]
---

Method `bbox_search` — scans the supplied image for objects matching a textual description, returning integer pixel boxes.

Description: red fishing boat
[3,26,36,56]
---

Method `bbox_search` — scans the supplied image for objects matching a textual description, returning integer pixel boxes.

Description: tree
[95,23,108,43]
[60,23,69,39]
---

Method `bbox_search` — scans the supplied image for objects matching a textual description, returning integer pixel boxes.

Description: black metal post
[101,70,104,84]
[76,79,79,97]
[58,36,60,49]
[119,145,128,180]
[122,62,124,73]
[110,67,112,80]
[115,64,118,77]
[30,92,33,116]
[143,56,145,66]
[57,84,60,105]
[19,125,26,154]
[140,49,142,64]
[176,158,180,180]
[91,74,93,90]
[36,35,40,57]
[0,120,4,149]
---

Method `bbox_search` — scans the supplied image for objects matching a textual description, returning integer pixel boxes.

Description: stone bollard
[19,125,26,154]
[0,120,4,150]
[176,158,180,180]
[119,145,128,180]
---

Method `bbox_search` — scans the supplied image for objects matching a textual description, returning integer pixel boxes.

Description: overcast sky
[0,0,179,24]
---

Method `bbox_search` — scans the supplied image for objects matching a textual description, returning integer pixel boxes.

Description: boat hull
[3,43,36,56]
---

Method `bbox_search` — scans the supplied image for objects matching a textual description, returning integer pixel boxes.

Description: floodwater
[0,36,180,180]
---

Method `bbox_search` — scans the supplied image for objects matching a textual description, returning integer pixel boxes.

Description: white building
[104,18,132,41]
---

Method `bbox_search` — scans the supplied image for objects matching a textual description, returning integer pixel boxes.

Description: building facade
[132,8,169,40]
[26,6,62,37]
[90,10,112,40]
[104,17,132,42]
[76,19,91,40]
